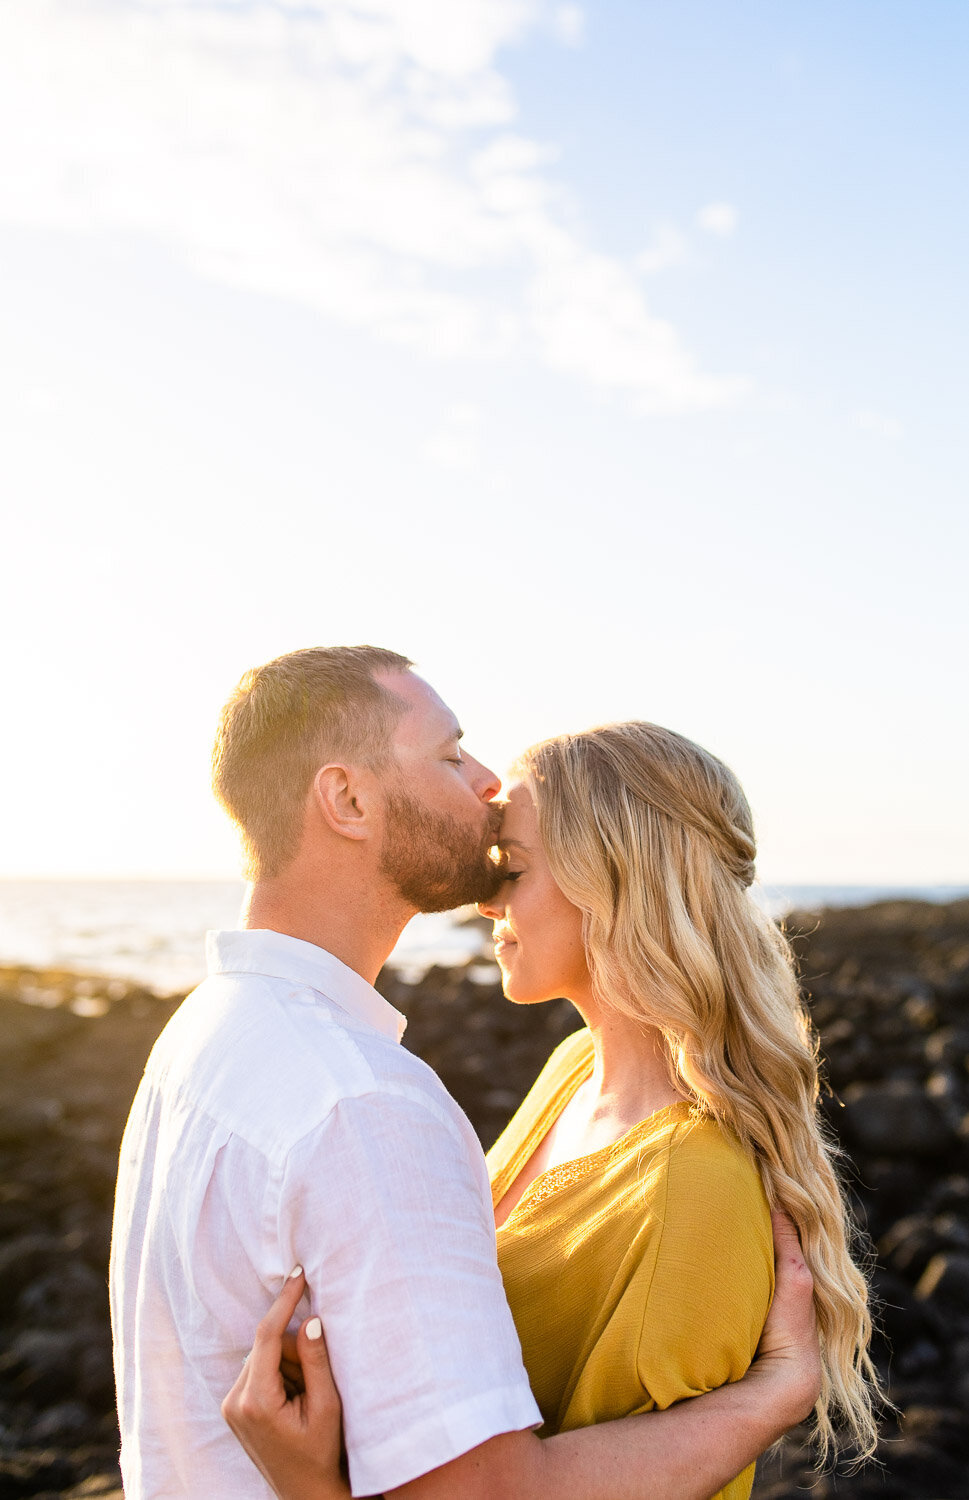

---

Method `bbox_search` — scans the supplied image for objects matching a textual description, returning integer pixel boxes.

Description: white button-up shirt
[110,929,540,1498]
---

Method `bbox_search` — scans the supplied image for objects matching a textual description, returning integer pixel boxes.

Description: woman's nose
[476,897,501,920]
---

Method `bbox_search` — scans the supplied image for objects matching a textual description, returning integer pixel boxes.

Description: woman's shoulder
[664,1112,770,1222]
[635,1111,775,1415]
[638,1113,773,1343]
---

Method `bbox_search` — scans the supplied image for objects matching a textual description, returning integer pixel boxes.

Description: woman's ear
[311,764,375,841]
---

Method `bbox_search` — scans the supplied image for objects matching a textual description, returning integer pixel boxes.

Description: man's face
[376,671,504,913]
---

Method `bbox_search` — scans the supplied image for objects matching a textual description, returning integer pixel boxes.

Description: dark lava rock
[0,971,180,1499]
[925,1025,969,1069]
[0,1235,63,1315]
[26,1402,93,1446]
[0,1098,65,1146]
[841,1079,954,1157]
[915,1252,969,1316]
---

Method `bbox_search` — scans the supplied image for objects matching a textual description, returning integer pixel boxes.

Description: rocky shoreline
[1,899,967,1498]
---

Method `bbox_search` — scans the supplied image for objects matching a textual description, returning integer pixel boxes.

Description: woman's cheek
[500,953,536,1007]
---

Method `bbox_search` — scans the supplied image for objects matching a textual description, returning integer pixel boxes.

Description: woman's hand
[222,1267,350,1500]
[748,1211,822,1428]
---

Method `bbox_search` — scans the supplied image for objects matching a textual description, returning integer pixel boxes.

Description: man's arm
[281,1091,543,1495]
[226,1213,820,1500]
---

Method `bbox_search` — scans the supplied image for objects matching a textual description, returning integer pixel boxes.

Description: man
[110,645,819,1499]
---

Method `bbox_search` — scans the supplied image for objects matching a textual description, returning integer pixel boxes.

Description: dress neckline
[494,1033,693,1229]
[505,1101,694,1225]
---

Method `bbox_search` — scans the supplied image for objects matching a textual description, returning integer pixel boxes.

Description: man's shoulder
[142,970,462,1159]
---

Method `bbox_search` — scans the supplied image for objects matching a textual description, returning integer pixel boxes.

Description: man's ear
[311,764,375,841]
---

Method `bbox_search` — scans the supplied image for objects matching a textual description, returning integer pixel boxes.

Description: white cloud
[635,222,690,275]
[853,408,904,440]
[530,243,748,410]
[422,401,484,469]
[0,0,743,412]
[696,201,739,237]
[551,5,586,48]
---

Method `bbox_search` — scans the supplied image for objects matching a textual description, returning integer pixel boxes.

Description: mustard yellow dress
[487,1029,774,1500]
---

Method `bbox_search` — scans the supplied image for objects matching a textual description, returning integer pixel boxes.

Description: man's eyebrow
[437,726,464,750]
[499,838,531,852]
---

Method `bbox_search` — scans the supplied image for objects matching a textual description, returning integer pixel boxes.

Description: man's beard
[380,790,504,912]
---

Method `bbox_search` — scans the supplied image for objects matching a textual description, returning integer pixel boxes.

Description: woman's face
[477,781,590,1005]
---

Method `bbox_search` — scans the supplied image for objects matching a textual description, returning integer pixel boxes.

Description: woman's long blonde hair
[517,721,882,1464]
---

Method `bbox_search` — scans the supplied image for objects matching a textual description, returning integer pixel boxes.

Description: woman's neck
[492,1002,687,1228]
[578,999,683,1119]
[541,1002,686,1169]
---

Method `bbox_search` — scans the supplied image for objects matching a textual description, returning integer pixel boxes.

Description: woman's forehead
[498,782,536,843]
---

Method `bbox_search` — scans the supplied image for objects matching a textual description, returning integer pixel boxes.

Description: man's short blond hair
[212,645,413,880]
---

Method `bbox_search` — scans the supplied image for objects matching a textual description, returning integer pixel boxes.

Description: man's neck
[241,873,413,988]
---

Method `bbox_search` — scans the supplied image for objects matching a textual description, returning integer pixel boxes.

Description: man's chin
[380,791,504,913]
[415,861,504,914]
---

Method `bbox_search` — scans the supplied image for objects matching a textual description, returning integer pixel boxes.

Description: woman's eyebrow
[499,838,531,852]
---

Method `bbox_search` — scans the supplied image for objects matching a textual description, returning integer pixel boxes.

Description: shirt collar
[205,928,407,1044]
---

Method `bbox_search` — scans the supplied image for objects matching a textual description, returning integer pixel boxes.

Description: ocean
[0,879,966,997]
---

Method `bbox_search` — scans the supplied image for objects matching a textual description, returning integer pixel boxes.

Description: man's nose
[466,754,501,802]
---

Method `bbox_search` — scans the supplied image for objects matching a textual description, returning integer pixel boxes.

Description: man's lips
[486,804,504,842]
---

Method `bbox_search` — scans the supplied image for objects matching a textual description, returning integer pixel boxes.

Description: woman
[226,721,880,1493]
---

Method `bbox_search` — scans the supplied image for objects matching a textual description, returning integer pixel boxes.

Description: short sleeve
[281,1088,541,1497]
[636,1129,774,1411]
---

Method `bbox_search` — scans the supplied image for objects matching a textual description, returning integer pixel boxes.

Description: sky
[0,0,966,883]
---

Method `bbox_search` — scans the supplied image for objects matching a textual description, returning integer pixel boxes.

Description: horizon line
[1,874,968,890]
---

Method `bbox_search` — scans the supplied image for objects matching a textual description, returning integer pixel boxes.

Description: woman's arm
[391,1213,816,1499]
[225,1214,819,1500]
[632,1131,775,1416]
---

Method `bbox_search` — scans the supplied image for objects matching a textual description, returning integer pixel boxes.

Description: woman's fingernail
[305,1317,323,1341]
[289,1265,303,1279]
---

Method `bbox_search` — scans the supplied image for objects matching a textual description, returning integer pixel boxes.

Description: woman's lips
[493,939,517,959]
